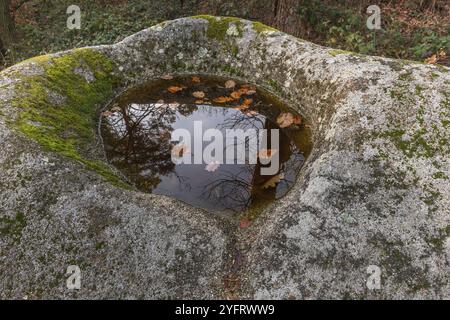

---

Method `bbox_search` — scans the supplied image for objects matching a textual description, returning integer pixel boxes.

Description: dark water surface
[101,75,312,216]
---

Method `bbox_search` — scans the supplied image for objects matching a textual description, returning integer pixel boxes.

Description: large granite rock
[0,16,448,299]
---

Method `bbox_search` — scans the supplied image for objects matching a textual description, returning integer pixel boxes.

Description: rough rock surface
[0,16,448,299]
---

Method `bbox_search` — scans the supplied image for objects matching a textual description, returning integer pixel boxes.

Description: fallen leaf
[167,86,183,93]
[195,100,204,104]
[243,109,258,116]
[425,49,447,64]
[246,89,257,95]
[192,91,205,98]
[233,104,250,110]
[101,111,113,117]
[156,99,165,104]
[205,160,220,172]
[110,106,122,112]
[276,112,294,128]
[240,218,251,228]
[161,74,173,80]
[238,88,249,95]
[225,80,236,88]
[425,54,437,64]
[243,98,253,106]
[171,143,189,158]
[191,76,201,83]
[262,173,284,189]
[168,102,180,109]
[258,148,278,159]
[214,96,234,103]
[293,115,302,125]
[230,91,242,99]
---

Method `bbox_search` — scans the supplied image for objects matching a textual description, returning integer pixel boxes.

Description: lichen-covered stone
[0,16,448,299]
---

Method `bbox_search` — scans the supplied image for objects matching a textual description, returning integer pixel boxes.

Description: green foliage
[3,1,450,69]
[410,31,450,59]
[13,0,162,63]
[295,0,449,62]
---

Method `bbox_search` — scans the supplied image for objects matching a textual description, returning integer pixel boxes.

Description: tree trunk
[0,0,14,54]
[272,0,302,36]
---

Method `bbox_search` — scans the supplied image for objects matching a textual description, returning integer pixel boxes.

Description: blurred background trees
[0,0,448,70]
[0,0,14,57]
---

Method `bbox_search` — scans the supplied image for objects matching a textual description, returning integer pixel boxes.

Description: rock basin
[0,16,449,299]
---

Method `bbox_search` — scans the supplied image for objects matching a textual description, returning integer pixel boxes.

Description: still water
[101,75,312,215]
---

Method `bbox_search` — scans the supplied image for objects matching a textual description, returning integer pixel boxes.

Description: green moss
[415,85,424,96]
[95,241,106,250]
[426,226,450,253]
[252,21,277,33]
[0,212,26,243]
[9,48,129,189]
[385,76,448,159]
[328,49,354,57]
[430,72,440,79]
[435,64,449,73]
[398,58,426,66]
[218,64,244,77]
[398,70,413,81]
[381,129,438,158]
[268,79,282,94]
[192,15,244,42]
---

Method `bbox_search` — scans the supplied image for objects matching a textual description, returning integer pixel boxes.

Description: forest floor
[1,0,449,70]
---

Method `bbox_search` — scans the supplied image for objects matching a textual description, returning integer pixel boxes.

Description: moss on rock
[192,15,244,41]
[251,21,277,33]
[7,48,128,188]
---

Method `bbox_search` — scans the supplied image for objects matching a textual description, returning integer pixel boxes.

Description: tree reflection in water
[101,76,311,214]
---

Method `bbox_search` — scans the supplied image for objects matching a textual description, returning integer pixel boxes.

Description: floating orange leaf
[258,149,278,159]
[243,98,253,106]
[214,96,234,103]
[167,86,183,93]
[262,173,284,189]
[225,80,236,88]
[101,111,113,117]
[110,106,122,113]
[276,112,294,128]
[230,91,242,99]
[243,109,258,116]
[168,102,181,109]
[195,100,204,104]
[192,91,205,98]
[293,115,302,125]
[191,76,201,83]
[233,104,249,110]
[171,143,189,157]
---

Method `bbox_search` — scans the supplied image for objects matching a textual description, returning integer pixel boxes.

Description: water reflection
[101,76,312,214]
